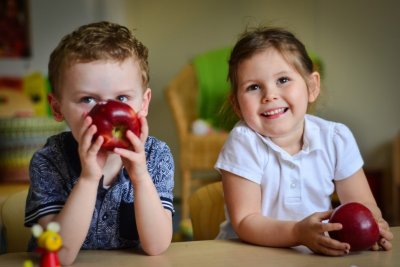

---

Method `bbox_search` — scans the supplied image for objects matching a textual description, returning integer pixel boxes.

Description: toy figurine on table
[31,222,62,267]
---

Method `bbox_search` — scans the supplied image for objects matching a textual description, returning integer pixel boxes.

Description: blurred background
[0,0,399,234]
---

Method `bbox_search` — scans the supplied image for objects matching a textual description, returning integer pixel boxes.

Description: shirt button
[102,214,108,220]
[290,181,297,188]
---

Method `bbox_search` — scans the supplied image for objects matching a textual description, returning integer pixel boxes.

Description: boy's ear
[308,72,320,103]
[139,88,152,117]
[48,93,64,121]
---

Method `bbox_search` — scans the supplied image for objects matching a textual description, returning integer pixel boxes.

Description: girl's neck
[269,124,304,156]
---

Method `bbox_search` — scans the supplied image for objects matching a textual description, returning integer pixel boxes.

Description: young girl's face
[236,47,319,141]
[49,58,151,141]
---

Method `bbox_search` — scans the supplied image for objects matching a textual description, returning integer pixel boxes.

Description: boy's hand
[294,211,350,256]
[114,115,149,184]
[77,115,107,181]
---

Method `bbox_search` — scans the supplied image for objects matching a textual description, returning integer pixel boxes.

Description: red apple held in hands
[328,202,379,251]
[88,100,141,150]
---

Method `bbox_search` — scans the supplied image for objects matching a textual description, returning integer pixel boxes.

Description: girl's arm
[222,170,349,256]
[335,168,393,250]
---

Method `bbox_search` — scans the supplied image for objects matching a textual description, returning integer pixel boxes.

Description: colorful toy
[32,222,62,267]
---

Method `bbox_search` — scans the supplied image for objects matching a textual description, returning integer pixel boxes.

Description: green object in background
[193,47,236,131]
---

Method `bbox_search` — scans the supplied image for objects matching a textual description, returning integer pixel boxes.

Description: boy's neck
[102,154,122,187]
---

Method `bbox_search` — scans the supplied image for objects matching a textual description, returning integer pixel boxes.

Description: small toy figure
[32,222,62,267]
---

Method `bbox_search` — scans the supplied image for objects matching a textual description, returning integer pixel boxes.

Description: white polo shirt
[215,114,364,239]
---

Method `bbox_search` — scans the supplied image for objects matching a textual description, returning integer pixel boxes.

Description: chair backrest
[189,181,225,240]
[165,64,198,142]
[1,188,31,252]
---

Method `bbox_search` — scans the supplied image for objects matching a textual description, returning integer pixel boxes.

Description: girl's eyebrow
[237,79,258,88]
[273,69,293,76]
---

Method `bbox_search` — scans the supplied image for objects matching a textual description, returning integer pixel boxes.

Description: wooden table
[1,227,398,267]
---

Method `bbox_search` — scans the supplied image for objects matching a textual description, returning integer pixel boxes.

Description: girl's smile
[261,107,289,119]
[236,47,320,153]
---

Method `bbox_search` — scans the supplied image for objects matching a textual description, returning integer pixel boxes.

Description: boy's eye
[247,84,260,91]
[116,95,128,102]
[277,77,289,85]
[81,97,96,104]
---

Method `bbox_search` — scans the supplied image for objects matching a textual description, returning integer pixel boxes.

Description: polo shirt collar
[302,115,323,153]
[256,115,323,158]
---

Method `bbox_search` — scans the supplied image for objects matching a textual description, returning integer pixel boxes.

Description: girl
[215,27,393,256]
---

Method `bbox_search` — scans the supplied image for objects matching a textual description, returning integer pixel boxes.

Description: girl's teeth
[264,108,285,116]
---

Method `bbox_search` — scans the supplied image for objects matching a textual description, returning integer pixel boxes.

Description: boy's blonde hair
[48,21,149,98]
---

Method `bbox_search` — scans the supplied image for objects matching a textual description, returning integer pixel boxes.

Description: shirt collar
[255,115,323,158]
[303,115,323,153]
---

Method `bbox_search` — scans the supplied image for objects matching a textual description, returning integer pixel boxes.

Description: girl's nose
[261,88,278,103]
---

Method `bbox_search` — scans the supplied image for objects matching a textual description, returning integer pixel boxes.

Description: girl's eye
[116,95,128,102]
[247,84,261,91]
[80,97,96,104]
[277,77,289,85]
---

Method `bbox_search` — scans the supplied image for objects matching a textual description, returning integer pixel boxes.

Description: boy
[24,21,174,265]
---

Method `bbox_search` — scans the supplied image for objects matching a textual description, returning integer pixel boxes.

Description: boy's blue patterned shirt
[25,131,174,250]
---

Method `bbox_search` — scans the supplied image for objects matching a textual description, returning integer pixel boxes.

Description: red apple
[329,202,379,251]
[88,100,141,150]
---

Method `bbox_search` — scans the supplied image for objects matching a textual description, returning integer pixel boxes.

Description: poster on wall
[0,0,31,58]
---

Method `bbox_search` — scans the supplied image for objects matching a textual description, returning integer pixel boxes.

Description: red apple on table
[88,100,141,150]
[328,202,379,251]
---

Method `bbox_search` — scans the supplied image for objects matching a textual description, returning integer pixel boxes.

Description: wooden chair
[0,188,31,252]
[189,181,225,240]
[165,64,227,221]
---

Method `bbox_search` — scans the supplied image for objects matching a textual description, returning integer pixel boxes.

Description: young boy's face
[49,57,151,142]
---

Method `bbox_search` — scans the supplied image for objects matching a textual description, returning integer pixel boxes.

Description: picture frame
[0,0,31,58]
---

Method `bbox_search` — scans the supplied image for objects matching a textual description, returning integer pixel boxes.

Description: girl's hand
[114,115,149,184]
[295,211,350,256]
[77,115,107,181]
[371,218,393,251]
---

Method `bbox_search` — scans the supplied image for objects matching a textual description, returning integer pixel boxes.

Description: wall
[125,0,400,207]
[1,0,399,216]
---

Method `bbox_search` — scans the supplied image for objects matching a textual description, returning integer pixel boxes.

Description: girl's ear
[308,72,321,103]
[48,93,64,121]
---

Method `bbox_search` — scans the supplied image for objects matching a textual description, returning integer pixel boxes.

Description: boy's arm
[115,117,173,255]
[222,170,348,255]
[38,177,99,266]
[132,173,173,255]
[38,116,105,265]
